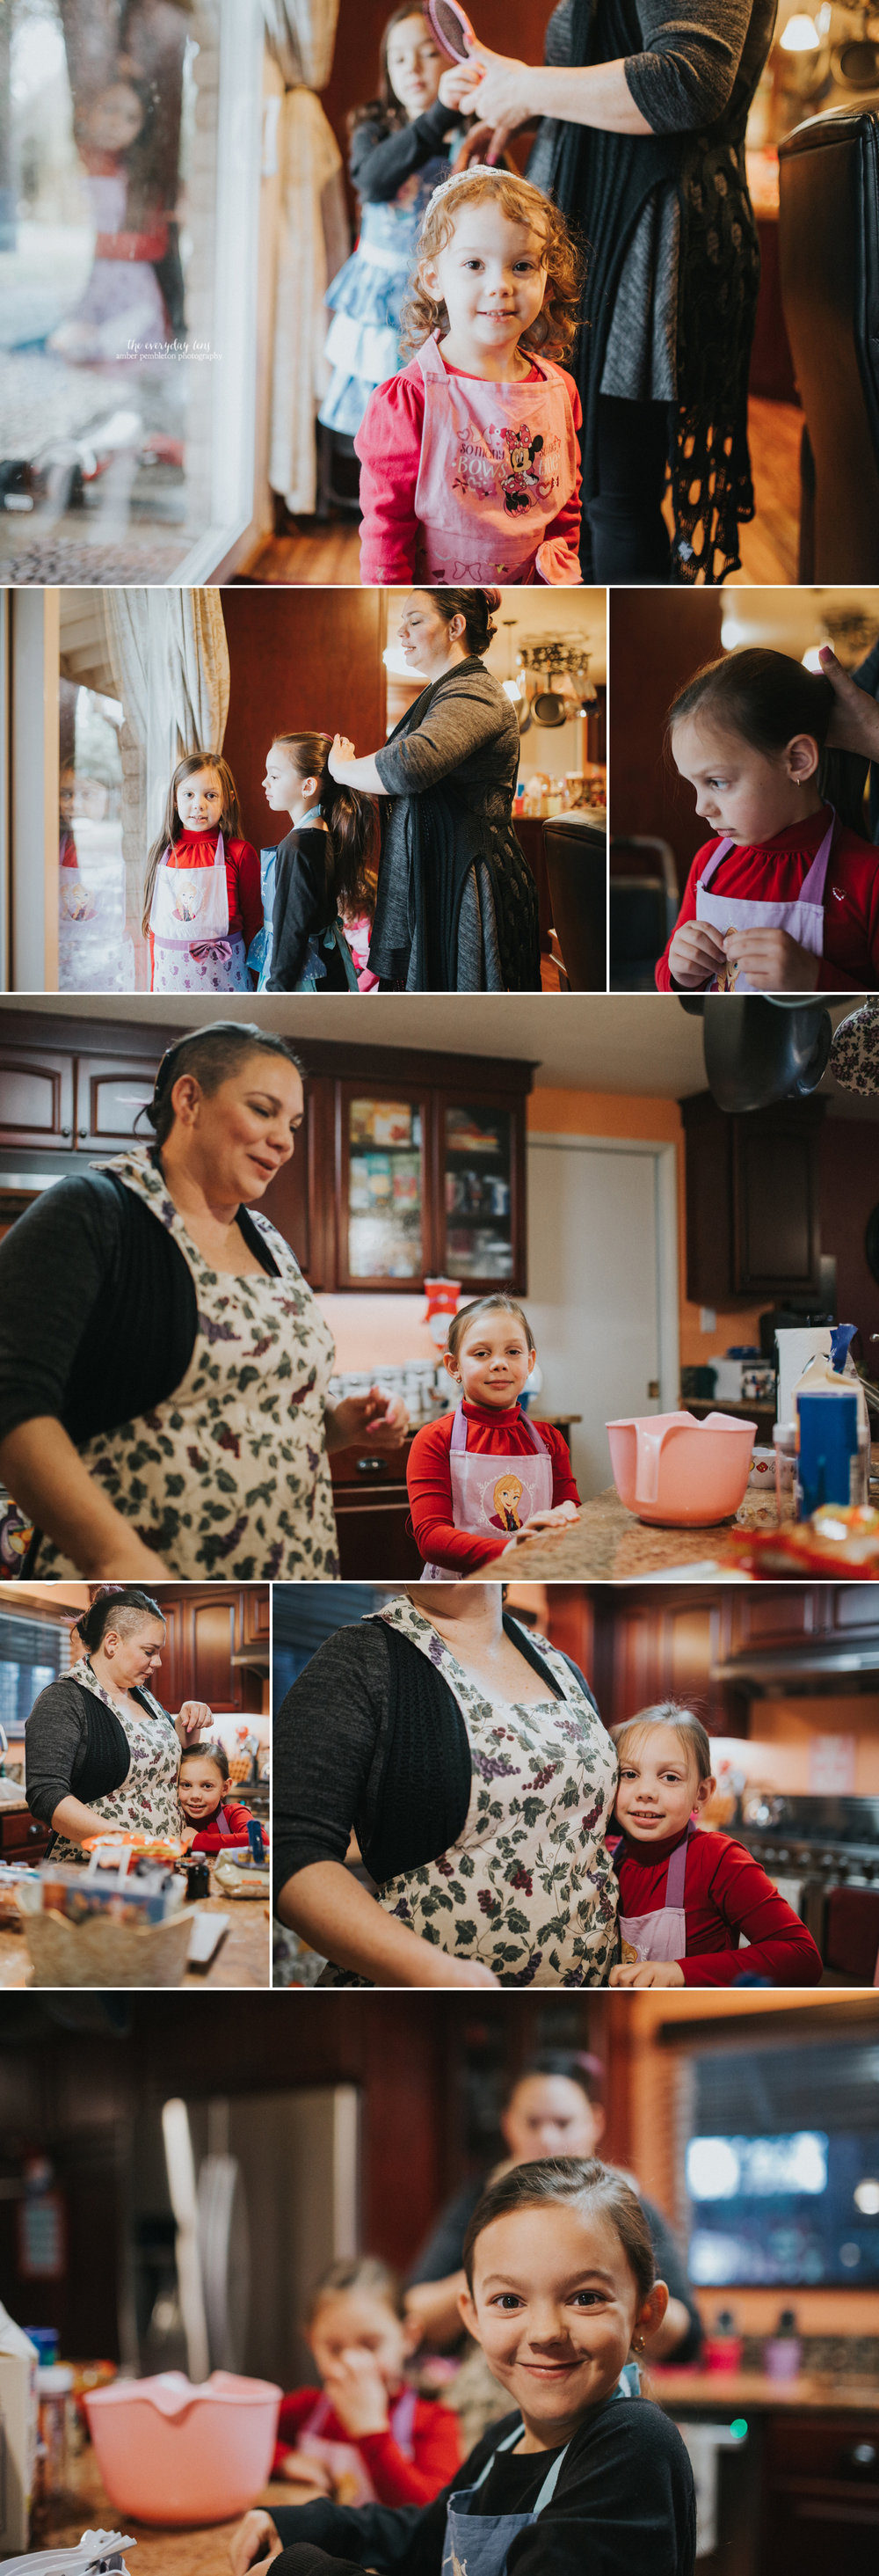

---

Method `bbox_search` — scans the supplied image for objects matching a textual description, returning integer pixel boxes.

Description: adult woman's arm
[324,1388,409,1453]
[279,1858,498,1988]
[0,1420,170,1578]
[47,1792,120,1844]
[820,643,879,759]
[374,676,509,796]
[443,4,757,153]
[25,1686,125,1841]
[327,737,389,796]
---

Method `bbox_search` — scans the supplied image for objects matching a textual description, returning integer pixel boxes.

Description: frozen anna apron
[330,1598,619,1988]
[413,331,580,584]
[48,1655,181,1866]
[149,831,250,995]
[295,2388,418,2507]
[422,1405,554,1577]
[696,809,835,993]
[31,1153,340,1582]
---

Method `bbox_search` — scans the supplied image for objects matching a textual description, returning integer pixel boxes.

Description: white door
[527,1140,677,1500]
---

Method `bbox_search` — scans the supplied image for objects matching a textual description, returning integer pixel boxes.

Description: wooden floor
[236,397,803,593]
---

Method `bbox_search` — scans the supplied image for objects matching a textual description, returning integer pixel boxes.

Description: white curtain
[105,587,230,982]
[260,0,348,514]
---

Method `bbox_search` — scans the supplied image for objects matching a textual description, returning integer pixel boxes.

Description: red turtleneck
[406,1398,579,1574]
[657,806,879,990]
[610,1822,823,1986]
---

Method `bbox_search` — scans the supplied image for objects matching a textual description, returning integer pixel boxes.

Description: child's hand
[511,1501,580,1540]
[229,2511,281,2576]
[328,733,356,778]
[723,926,820,992]
[278,2448,334,2493]
[323,2347,390,2438]
[609,1959,686,1988]
[668,921,728,987]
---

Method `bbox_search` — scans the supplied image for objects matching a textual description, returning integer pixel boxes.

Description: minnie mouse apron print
[413,332,580,584]
[421,1403,554,1576]
[695,811,835,992]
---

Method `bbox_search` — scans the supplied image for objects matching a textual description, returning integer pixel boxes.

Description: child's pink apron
[616,1822,694,1963]
[695,809,834,992]
[422,1401,554,1577]
[149,830,249,993]
[296,2386,418,2506]
[413,332,580,584]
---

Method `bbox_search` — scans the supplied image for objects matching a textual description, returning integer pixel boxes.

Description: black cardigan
[25,1675,171,1833]
[272,1615,598,1912]
[0,1164,282,1452]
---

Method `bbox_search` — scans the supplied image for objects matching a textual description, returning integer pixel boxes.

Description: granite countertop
[651,2367,879,2414]
[488,1484,778,1580]
[36,2447,292,2575]
[0,1885,270,1989]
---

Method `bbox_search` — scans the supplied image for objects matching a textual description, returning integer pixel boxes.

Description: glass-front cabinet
[341,1094,428,1288]
[441,1099,514,1284]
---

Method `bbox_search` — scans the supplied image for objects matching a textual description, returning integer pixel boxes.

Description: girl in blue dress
[320,7,461,438]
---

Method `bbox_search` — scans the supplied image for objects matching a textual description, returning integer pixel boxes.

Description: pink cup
[607,1409,756,1526]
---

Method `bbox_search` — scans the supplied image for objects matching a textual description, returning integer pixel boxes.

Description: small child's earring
[634,2334,646,2353]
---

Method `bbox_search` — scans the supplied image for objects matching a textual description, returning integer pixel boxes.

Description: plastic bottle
[765,2308,802,2382]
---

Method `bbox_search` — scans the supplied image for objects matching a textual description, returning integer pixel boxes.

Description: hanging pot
[679,995,832,1111]
[532,686,567,727]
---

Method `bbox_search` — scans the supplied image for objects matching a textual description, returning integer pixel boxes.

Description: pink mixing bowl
[84,2370,282,2526]
[607,1409,756,1525]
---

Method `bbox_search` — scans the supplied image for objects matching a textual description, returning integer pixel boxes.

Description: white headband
[423,163,509,219]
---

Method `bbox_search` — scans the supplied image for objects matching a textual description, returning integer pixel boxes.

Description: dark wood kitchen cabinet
[682,1091,825,1303]
[0,1047,76,1148]
[0,1021,170,1153]
[261,1040,534,1294]
[71,1052,162,1145]
[151,1589,267,1714]
[759,2413,879,2576]
[331,1441,423,1580]
[0,1806,50,1861]
[595,1587,744,1733]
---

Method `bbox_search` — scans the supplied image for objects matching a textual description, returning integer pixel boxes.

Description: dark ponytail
[76,1587,164,1653]
[272,733,375,917]
[667,647,868,834]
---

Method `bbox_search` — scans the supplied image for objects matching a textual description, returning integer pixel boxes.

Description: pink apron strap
[302,2392,331,2435]
[449,1404,549,1454]
[799,807,836,900]
[698,837,734,890]
[214,1802,235,1841]
[665,1821,694,1908]
[389,2385,418,2456]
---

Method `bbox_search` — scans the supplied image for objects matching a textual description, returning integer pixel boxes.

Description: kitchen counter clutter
[0,1876,269,1989]
[33,2448,290,2576]
[490,1481,777,1580]
[651,2367,879,2412]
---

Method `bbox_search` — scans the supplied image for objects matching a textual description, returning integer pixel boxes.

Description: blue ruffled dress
[319,104,457,437]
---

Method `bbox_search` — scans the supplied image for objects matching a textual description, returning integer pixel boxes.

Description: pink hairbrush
[426,0,478,62]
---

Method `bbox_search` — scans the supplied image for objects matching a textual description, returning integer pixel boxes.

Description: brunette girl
[320,7,459,440]
[407,1295,579,1574]
[607,1704,823,1988]
[177,1741,262,1855]
[142,755,262,995]
[231,2159,696,2576]
[259,733,374,992]
[658,650,879,993]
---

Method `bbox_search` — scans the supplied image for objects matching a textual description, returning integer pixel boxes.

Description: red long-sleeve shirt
[149,827,263,985]
[186,1799,267,1854]
[656,807,879,991]
[407,1400,579,1575]
[354,352,583,585]
[612,1824,823,1987]
[272,2388,461,2505]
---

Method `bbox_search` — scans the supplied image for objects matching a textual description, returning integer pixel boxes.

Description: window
[1,0,262,585]
[686,2039,879,2286]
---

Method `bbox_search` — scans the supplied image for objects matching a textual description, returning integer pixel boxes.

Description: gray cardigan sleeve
[374,675,510,795]
[0,1178,110,1444]
[272,1624,391,1908]
[25,1681,88,1825]
[623,0,754,130]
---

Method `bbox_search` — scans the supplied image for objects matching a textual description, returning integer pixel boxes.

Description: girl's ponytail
[272,733,375,917]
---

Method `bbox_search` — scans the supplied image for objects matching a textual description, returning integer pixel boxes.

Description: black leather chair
[609,836,679,989]
[779,94,879,578]
[541,818,607,991]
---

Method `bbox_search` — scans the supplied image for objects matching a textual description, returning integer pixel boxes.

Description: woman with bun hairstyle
[25,1588,212,1862]
[0,1023,407,1582]
[326,587,540,990]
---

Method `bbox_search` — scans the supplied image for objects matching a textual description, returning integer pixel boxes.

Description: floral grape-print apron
[48,1655,182,1865]
[31,1152,340,1581]
[329,1598,619,1988]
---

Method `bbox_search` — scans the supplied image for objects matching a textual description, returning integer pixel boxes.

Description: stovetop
[737,1793,879,1879]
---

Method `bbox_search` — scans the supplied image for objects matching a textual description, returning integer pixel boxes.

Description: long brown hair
[142,753,243,937]
[402,169,585,366]
[350,4,434,138]
[272,733,374,916]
